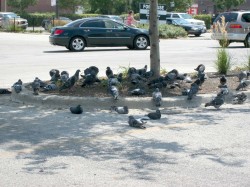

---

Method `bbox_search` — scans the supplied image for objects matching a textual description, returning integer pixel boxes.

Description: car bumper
[211,33,247,41]
[49,36,70,47]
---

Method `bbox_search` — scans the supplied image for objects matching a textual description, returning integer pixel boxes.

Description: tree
[7,0,38,14]
[158,0,194,12]
[87,0,126,14]
[212,0,246,11]
[58,0,88,14]
[149,0,160,77]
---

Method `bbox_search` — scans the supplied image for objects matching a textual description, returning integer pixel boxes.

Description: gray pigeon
[130,88,145,96]
[60,69,80,91]
[205,92,225,109]
[106,67,114,78]
[145,109,161,120]
[32,77,41,95]
[60,71,69,83]
[12,79,23,93]
[136,65,147,75]
[110,85,119,100]
[152,88,162,107]
[237,71,249,82]
[236,79,250,91]
[70,105,83,114]
[50,69,60,82]
[0,89,11,94]
[128,116,146,129]
[43,84,57,91]
[110,106,129,114]
[232,92,247,104]
[220,75,227,85]
[194,64,205,73]
[187,79,201,100]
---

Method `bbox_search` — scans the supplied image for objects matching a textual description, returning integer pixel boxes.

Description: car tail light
[229,24,242,29]
[54,29,64,35]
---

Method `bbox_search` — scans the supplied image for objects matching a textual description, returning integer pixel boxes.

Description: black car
[166,18,206,37]
[49,17,150,51]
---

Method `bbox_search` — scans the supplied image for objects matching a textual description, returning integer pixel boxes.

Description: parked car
[98,15,123,23]
[0,12,28,29]
[166,12,206,27]
[42,17,72,30]
[167,18,206,37]
[211,11,250,47]
[49,17,150,51]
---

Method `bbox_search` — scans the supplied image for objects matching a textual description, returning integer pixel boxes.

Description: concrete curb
[10,84,250,110]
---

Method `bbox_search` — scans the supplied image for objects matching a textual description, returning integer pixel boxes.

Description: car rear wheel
[134,35,149,50]
[244,34,250,48]
[69,37,85,51]
[127,45,134,50]
[219,40,230,48]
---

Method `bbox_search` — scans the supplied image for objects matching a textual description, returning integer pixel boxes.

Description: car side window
[166,14,171,18]
[104,20,123,29]
[241,13,250,23]
[173,14,180,18]
[80,20,105,28]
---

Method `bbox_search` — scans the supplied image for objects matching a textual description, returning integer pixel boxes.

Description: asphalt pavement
[1,31,250,187]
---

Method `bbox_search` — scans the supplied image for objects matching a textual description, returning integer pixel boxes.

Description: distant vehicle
[0,12,28,29]
[166,12,206,28]
[99,15,123,23]
[49,17,150,51]
[41,17,72,30]
[211,11,250,47]
[167,18,206,37]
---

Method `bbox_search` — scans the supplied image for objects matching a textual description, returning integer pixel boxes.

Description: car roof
[0,12,15,14]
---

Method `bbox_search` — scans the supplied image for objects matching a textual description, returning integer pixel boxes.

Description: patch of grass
[214,48,232,74]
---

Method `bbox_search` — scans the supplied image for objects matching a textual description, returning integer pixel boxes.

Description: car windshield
[180,13,193,19]
[173,19,190,25]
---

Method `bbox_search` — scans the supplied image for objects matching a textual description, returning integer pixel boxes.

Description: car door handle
[84,29,90,32]
[107,30,112,32]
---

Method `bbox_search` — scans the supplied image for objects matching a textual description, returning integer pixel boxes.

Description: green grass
[214,48,232,74]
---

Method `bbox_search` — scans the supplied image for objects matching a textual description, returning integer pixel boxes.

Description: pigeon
[176,73,192,83]
[144,109,161,120]
[12,79,23,93]
[108,76,120,86]
[84,66,99,77]
[237,70,249,82]
[219,75,227,85]
[165,69,179,83]
[152,88,162,107]
[128,116,146,129]
[50,69,60,82]
[143,70,154,79]
[232,92,247,104]
[81,74,97,87]
[130,73,144,85]
[130,88,145,96]
[60,69,80,91]
[70,105,83,114]
[194,64,205,73]
[197,71,206,88]
[136,65,147,75]
[60,71,69,83]
[128,67,137,77]
[106,67,114,78]
[218,84,229,95]
[110,106,129,114]
[43,84,57,91]
[187,79,201,100]
[110,85,119,100]
[236,79,250,91]
[32,77,41,95]
[205,92,225,109]
[117,73,123,83]
[0,89,11,94]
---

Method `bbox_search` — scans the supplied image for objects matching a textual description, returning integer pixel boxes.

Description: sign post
[140,3,166,24]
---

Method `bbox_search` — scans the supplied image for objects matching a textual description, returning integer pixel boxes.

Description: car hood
[179,23,204,28]
[185,19,204,24]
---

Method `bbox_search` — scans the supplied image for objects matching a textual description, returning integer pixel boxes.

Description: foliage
[214,48,232,74]
[193,14,212,29]
[212,0,246,11]
[158,0,194,12]
[213,15,228,48]
[7,0,38,14]
[58,0,89,14]
[158,24,187,39]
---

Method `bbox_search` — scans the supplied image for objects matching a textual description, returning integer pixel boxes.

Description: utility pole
[56,0,59,18]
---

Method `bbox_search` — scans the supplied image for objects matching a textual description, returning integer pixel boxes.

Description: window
[172,14,180,18]
[215,13,238,23]
[80,20,105,28]
[104,20,123,29]
[241,13,250,23]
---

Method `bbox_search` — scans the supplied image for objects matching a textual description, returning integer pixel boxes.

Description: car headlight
[191,27,199,30]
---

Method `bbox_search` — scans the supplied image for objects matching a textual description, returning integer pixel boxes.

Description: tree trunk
[149,0,160,78]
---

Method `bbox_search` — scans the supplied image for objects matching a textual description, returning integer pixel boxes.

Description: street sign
[51,0,56,7]
[139,3,167,24]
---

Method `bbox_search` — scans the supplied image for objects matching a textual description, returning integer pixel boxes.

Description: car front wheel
[134,35,149,50]
[69,37,85,51]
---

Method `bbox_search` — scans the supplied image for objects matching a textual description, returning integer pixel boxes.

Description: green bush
[214,48,232,74]
[193,14,212,29]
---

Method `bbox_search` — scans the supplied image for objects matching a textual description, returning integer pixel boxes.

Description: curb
[10,85,250,110]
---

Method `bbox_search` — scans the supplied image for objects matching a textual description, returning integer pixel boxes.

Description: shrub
[213,16,229,47]
[158,24,187,39]
[193,14,212,29]
[214,48,232,74]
